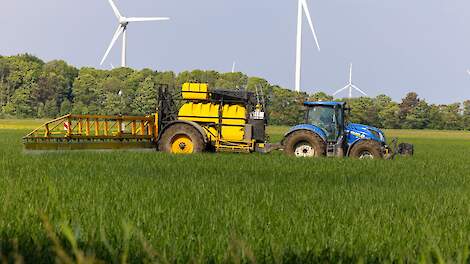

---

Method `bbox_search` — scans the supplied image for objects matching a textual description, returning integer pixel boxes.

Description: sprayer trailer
[24,83,275,154]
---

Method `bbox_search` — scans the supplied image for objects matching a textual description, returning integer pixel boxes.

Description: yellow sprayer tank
[158,82,268,153]
[174,82,267,153]
[178,102,247,141]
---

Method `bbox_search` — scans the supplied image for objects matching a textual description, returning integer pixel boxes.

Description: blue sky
[1,0,470,103]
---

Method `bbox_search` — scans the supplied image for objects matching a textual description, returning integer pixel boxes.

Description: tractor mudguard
[346,138,363,156]
[282,124,327,145]
[158,120,209,144]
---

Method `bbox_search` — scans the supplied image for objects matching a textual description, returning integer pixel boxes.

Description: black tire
[398,143,414,156]
[158,123,205,154]
[349,140,383,159]
[283,130,326,158]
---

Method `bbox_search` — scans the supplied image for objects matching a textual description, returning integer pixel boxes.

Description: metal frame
[23,114,155,151]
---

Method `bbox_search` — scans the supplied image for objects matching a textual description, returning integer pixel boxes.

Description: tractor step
[326,143,336,157]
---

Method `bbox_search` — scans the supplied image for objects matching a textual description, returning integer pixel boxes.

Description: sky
[1,0,470,104]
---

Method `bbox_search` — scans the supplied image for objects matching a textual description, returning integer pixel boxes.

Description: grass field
[1,120,470,263]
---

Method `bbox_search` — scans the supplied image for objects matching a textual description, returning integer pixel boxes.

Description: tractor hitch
[384,138,414,159]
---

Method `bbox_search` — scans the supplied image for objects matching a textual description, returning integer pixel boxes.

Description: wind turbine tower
[100,0,170,68]
[295,0,321,93]
[333,63,368,99]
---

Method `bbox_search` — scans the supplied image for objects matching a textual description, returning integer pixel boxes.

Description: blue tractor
[282,101,413,159]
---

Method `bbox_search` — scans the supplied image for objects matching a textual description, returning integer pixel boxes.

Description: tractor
[282,101,413,159]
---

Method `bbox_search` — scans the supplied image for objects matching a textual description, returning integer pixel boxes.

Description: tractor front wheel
[349,140,383,159]
[283,131,326,158]
[158,124,205,154]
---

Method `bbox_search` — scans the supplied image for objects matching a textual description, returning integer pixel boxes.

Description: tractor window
[307,106,338,140]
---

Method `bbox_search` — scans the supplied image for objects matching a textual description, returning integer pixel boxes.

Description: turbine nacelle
[119,17,129,26]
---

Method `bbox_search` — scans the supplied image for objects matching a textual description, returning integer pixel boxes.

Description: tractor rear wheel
[350,140,383,159]
[158,124,205,154]
[284,130,326,158]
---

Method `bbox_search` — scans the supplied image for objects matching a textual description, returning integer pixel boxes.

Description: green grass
[1,120,470,263]
[0,118,48,130]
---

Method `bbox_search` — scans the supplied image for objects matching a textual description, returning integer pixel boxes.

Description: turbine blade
[333,85,349,96]
[352,84,367,96]
[125,17,170,22]
[467,69,470,75]
[100,25,124,65]
[301,0,320,51]
[108,0,122,19]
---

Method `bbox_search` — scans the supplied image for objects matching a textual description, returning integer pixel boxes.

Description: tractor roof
[304,101,346,107]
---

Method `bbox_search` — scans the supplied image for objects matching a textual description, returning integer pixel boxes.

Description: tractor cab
[304,102,346,142]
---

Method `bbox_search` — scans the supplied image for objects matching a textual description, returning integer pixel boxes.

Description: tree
[403,100,430,129]
[2,53,470,131]
[72,72,102,114]
[103,93,127,115]
[378,102,400,129]
[155,71,176,89]
[246,77,269,92]
[1,55,43,116]
[43,99,59,118]
[60,100,73,115]
[71,101,88,115]
[32,72,67,107]
[3,86,36,117]
[309,92,333,102]
[132,76,158,115]
[177,70,219,88]
[215,72,248,89]
[399,92,420,120]
[42,60,79,102]
[0,58,10,108]
[348,97,379,127]
[439,103,462,130]
[268,86,306,125]
[463,100,470,130]
[0,82,8,109]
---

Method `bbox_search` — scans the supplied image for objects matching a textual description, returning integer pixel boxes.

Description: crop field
[1,120,470,263]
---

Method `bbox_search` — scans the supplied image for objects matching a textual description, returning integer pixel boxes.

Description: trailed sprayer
[24,83,273,154]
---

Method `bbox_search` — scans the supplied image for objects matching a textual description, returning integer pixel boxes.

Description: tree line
[1,54,470,130]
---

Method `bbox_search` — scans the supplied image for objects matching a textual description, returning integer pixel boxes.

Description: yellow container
[182,83,209,100]
[178,102,247,141]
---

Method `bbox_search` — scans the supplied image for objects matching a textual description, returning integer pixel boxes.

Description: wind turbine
[100,0,170,68]
[232,61,236,73]
[333,63,368,99]
[295,0,321,93]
